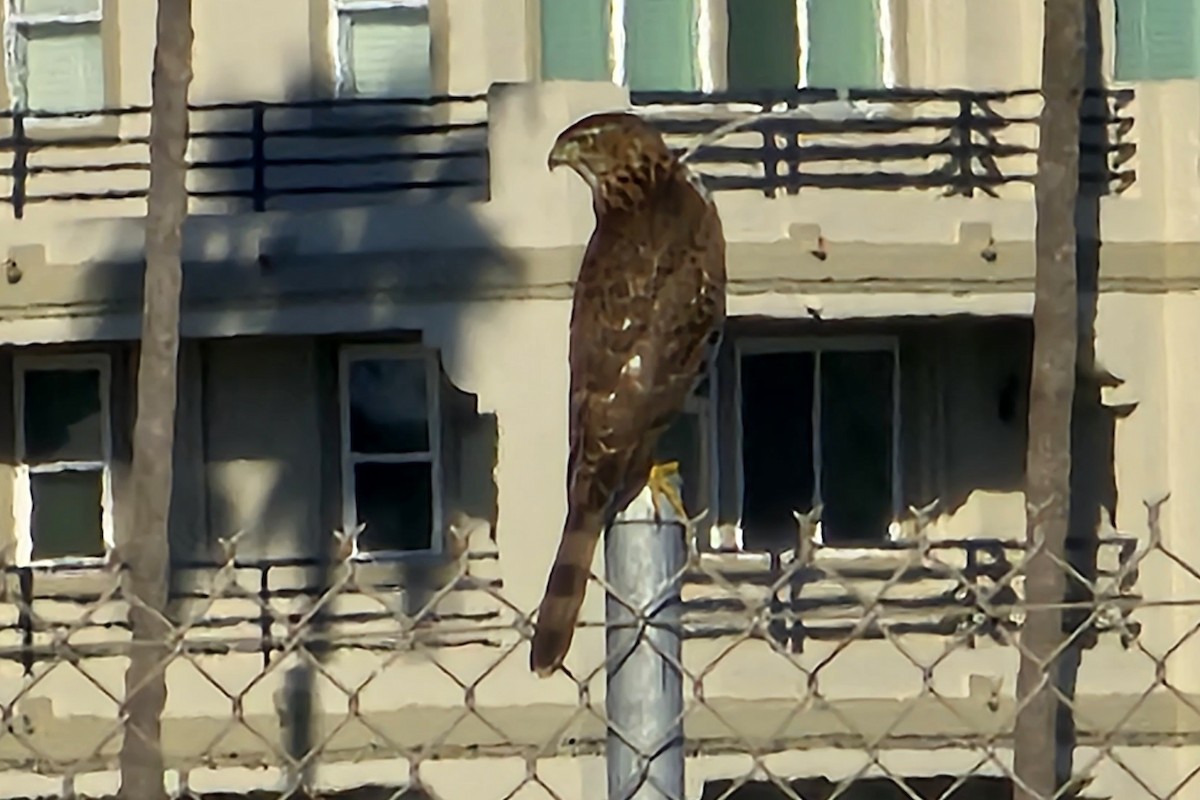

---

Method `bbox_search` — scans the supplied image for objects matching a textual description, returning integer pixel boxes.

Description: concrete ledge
[0,691,1194,775]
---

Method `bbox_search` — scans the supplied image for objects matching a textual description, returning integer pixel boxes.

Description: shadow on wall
[1056,0,1115,786]
[66,70,520,789]
[72,71,516,568]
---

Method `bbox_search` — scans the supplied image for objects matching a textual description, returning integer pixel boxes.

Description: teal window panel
[805,0,882,89]
[1115,0,1200,80]
[626,0,698,91]
[541,0,610,81]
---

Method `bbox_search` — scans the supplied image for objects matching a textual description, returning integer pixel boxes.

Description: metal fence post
[605,481,686,800]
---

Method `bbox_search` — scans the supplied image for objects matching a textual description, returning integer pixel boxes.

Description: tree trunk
[1013,2,1086,799]
[117,1,193,798]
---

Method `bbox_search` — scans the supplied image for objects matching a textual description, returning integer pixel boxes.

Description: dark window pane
[353,461,433,552]
[23,368,103,464]
[820,350,894,543]
[727,0,799,90]
[30,469,104,561]
[740,352,816,551]
[348,357,430,454]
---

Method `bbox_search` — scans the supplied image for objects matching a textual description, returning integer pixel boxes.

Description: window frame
[328,0,432,100]
[337,343,443,558]
[3,0,106,114]
[730,335,902,548]
[12,352,114,567]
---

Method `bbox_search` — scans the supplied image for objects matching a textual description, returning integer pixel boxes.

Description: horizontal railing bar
[632,86,1127,105]
[0,92,489,120]
[0,121,488,152]
[2,140,1120,178]
[7,178,488,206]
[8,148,488,177]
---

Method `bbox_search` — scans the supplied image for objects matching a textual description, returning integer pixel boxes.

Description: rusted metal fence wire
[0,490,1193,800]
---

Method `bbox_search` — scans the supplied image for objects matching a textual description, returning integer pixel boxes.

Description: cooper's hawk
[530,112,727,677]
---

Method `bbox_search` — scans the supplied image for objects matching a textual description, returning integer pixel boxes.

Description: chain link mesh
[0,490,1192,800]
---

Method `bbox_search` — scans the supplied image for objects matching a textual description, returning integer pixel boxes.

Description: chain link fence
[0,484,1192,800]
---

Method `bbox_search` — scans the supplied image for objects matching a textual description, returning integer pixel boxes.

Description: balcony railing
[684,534,1142,650]
[0,548,509,672]
[0,94,490,218]
[0,87,1139,218]
[634,87,1137,198]
[0,533,1141,673]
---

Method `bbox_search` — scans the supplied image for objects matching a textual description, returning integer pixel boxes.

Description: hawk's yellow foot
[647,461,688,522]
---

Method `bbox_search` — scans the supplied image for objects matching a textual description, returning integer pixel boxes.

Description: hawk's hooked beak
[547,137,577,172]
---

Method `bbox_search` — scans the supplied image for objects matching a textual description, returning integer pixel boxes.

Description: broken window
[339,345,441,555]
[736,339,898,549]
[14,354,112,564]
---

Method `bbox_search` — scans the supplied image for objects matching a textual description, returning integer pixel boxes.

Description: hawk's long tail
[530,515,603,677]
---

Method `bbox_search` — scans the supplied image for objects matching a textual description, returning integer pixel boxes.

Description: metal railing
[684,533,1141,649]
[0,94,490,218]
[0,87,1139,220]
[0,533,1140,674]
[635,87,1137,198]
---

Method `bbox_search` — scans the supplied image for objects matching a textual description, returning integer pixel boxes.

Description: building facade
[0,1,1197,798]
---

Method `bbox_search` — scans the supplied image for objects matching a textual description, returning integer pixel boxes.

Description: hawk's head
[547,112,676,207]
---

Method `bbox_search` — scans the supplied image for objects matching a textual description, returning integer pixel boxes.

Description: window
[339,345,441,555]
[734,339,899,549]
[540,0,702,91]
[1114,0,1200,81]
[540,0,891,93]
[332,0,432,98]
[5,0,105,113]
[727,0,890,90]
[13,355,112,565]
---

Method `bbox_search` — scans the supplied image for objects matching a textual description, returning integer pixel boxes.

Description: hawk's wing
[566,188,724,519]
[530,175,725,676]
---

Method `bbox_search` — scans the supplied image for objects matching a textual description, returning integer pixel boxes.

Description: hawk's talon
[647,461,688,523]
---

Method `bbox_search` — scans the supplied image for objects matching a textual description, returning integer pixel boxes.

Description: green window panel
[1115,0,1200,80]
[805,0,882,89]
[540,0,610,81]
[625,0,698,91]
